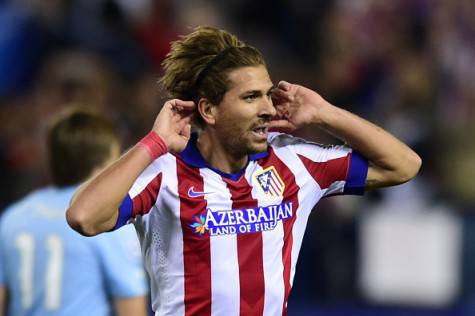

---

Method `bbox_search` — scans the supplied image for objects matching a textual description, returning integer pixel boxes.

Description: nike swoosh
[188,186,212,198]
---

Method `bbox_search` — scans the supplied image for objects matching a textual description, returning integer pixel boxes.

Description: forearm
[67,99,194,235]
[316,102,421,187]
[67,145,153,236]
[272,81,421,188]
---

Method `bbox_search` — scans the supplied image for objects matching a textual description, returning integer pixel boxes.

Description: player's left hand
[269,81,326,132]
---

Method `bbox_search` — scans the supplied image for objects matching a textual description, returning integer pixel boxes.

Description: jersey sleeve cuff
[343,151,368,195]
[113,194,133,230]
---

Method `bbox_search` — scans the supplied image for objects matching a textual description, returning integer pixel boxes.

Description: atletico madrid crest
[254,166,285,197]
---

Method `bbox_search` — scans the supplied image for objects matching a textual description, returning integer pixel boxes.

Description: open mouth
[252,126,268,138]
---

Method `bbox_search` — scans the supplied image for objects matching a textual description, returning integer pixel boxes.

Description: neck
[196,130,248,174]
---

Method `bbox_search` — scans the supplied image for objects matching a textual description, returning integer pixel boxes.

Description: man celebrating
[67,27,421,316]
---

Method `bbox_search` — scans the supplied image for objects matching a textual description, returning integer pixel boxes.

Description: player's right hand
[152,99,195,153]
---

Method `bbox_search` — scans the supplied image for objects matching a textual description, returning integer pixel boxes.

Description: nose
[259,95,276,118]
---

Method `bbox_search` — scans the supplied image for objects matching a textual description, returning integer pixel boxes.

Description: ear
[197,98,217,125]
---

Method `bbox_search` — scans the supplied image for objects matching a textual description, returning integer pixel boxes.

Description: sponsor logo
[189,202,293,237]
[188,186,212,198]
[254,166,285,197]
[189,214,209,237]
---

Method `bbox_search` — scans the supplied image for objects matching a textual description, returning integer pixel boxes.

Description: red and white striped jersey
[114,132,368,316]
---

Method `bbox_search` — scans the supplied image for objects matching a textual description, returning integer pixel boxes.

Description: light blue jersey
[0,186,148,316]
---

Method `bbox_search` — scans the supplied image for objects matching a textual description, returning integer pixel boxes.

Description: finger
[162,101,174,112]
[171,99,196,110]
[268,119,296,132]
[181,123,191,138]
[278,80,292,91]
[174,113,194,131]
[269,119,292,128]
[176,111,195,124]
[181,114,193,125]
[170,108,195,123]
[274,99,291,115]
[161,102,181,119]
[272,87,289,97]
[272,88,292,102]
[268,126,294,133]
[273,110,289,121]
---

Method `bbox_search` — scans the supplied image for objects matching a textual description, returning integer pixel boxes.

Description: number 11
[15,233,64,310]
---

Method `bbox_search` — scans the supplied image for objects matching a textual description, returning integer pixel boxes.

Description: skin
[270,79,422,188]
[67,65,421,236]
[67,99,194,235]
[196,65,275,173]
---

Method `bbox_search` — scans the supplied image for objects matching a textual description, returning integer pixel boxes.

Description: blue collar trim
[179,133,268,180]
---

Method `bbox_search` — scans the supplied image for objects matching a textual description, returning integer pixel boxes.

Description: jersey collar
[179,132,268,180]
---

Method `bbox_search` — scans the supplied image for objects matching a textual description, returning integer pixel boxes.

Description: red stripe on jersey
[224,176,265,316]
[298,154,350,189]
[176,159,212,316]
[261,148,300,316]
[131,173,162,217]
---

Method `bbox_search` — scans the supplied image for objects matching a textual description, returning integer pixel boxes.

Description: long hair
[159,26,266,121]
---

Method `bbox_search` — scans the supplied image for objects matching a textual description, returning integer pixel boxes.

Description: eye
[243,94,258,102]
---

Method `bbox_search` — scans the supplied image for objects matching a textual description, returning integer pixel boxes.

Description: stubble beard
[216,118,268,158]
[225,130,267,157]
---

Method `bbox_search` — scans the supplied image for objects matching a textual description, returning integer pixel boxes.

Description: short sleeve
[93,225,148,298]
[343,151,368,195]
[113,158,164,230]
[289,137,368,197]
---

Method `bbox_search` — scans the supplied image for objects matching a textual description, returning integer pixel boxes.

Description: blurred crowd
[1,0,475,314]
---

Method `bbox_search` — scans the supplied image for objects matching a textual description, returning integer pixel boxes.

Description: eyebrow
[242,86,275,96]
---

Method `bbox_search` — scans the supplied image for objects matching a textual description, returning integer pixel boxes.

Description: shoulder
[91,225,141,261]
[268,132,304,147]
[146,152,176,173]
[0,188,45,224]
[0,186,75,228]
[267,132,353,163]
[134,152,173,183]
[267,132,332,151]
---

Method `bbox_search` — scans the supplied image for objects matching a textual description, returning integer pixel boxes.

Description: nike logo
[188,186,212,198]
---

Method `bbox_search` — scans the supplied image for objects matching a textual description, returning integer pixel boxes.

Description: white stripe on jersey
[270,144,321,287]
[276,134,352,197]
[271,132,352,164]
[323,180,347,196]
[122,133,364,315]
[128,156,165,198]
[294,143,351,163]
[143,155,185,316]
[201,169,240,316]
[247,161,285,316]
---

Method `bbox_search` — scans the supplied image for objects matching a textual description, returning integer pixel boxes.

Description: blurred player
[67,27,421,315]
[0,107,148,316]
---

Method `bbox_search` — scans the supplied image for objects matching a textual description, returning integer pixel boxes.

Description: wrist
[137,131,168,160]
[311,100,338,127]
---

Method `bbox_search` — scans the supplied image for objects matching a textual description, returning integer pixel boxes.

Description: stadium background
[1,0,474,315]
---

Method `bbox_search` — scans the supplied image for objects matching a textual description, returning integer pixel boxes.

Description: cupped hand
[152,99,195,153]
[269,81,326,132]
